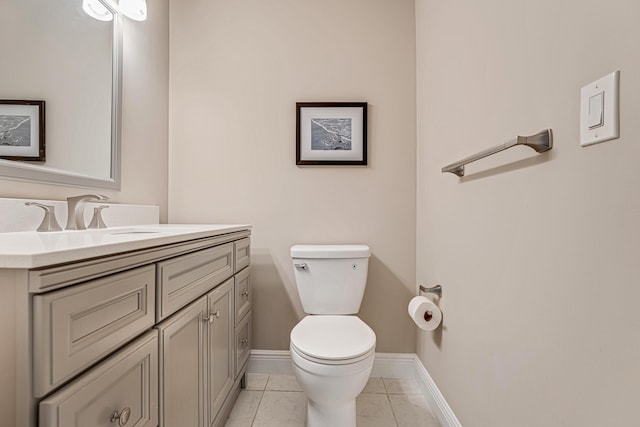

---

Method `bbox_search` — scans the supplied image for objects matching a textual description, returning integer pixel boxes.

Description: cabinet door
[158,296,207,427]
[234,267,251,326]
[157,243,234,321]
[206,278,234,426]
[234,238,250,273]
[33,265,155,397]
[235,312,252,378]
[39,331,158,427]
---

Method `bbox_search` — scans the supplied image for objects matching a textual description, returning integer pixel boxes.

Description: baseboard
[247,350,292,375]
[412,355,462,427]
[247,350,462,427]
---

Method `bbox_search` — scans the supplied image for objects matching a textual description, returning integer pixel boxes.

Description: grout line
[381,377,390,394]
[249,374,269,426]
[386,392,400,427]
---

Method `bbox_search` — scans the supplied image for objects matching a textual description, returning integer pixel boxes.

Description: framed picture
[0,100,45,161]
[296,102,367,165]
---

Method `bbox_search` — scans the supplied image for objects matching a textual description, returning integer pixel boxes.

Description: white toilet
[290,244,376,427]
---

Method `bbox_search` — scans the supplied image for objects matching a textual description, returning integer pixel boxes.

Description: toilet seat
[290,315,376,365]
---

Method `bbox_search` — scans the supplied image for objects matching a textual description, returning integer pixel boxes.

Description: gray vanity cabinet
[2,228,251,427]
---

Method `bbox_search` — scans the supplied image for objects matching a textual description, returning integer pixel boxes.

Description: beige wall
[416,1,640,426]
[168,0,417,352]
[0,2,169,221]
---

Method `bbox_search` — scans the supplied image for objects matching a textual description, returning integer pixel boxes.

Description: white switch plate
[580,70,620,147]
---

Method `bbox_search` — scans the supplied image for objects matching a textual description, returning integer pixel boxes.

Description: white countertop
[0,224,251,269]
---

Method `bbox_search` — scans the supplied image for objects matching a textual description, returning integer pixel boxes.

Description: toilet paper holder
[419,284,442,298]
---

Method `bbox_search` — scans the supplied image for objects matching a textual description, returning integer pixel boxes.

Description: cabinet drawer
[234,238,250,273]
[33,266,155,397]
[39,330,158,427]
[235,312,251,378]
[234,267,251,325]
[157,243,233,321]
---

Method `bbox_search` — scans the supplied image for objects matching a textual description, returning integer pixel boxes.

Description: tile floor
[224,374,441,427]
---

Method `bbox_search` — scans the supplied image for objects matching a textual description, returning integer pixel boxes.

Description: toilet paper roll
[408,296,442,331]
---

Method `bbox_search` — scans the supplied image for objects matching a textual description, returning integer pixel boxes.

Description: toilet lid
[290,316,376,361]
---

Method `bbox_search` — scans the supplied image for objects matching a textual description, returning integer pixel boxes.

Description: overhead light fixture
[119,0,147,21]
[82,0,113,21]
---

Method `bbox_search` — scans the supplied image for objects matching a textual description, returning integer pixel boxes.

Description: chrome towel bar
[442,129,553,177]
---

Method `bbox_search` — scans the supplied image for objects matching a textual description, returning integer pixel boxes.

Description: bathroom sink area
[0,224,252,268]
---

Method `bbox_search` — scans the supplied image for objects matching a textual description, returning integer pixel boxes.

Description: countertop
[0,224,251,269]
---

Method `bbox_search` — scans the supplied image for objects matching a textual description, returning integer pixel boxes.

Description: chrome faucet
[65,194,109,230]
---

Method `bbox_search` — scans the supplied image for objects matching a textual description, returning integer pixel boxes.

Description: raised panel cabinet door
[157,243,234,321]
[234,238,250,273]
[39,330,158,427]
[206,278,234,426]
[234,312,251,378]
[158,296,207,427]
[33,265,155,397]
[234,267,251,326]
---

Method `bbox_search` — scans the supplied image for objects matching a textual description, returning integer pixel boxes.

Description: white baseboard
[247,350,462,427]
[247,350,292,375]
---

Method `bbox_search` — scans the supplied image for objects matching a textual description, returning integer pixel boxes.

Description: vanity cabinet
[0,227,251,427]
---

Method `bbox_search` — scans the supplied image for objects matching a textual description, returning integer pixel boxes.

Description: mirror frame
[0,8,123,190]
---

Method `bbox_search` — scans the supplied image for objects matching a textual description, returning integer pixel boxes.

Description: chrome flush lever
[294,263,308,270]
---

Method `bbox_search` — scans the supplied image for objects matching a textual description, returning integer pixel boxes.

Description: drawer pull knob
[111,407,131,426]
[202,310,221,323]
[241,290,249,297]
[240,338,249,346]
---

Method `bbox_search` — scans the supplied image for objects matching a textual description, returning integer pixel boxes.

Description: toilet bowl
[290,245,376,427]
[290,315,376,427]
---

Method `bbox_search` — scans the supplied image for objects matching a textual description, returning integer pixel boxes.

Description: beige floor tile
[245,373,270,391]
[362,377,386,394]
[252,391,307,427]
[265,374,303,392]
[382,378,422,395]
[388,394,440,427]
[224,390,263,427]
[356,393,397,427]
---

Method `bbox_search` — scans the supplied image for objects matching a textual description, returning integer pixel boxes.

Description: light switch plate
[580,70,620,147]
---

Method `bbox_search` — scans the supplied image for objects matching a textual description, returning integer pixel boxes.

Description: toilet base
[307,399,356,427]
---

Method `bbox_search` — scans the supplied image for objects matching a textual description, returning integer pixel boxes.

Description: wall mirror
[0,0,122,189]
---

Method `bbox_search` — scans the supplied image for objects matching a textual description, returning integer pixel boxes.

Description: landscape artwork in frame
[296,102,367,165]
[0,100,45,161]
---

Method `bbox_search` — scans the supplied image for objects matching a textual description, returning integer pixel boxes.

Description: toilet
[290,244,376,427]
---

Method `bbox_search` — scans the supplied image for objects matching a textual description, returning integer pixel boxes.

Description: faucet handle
[88,205,109,229]
[25,202,62,232]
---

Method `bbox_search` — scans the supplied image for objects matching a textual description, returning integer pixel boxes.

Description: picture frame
[296,102,367,165]
[0,100,45,161]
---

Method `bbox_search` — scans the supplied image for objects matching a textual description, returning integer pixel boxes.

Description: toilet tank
[290,245,370,315]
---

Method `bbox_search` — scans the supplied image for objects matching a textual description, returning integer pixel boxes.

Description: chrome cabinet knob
[240,338,249,346]
[110,407,131,426]
[240,290,249,297]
